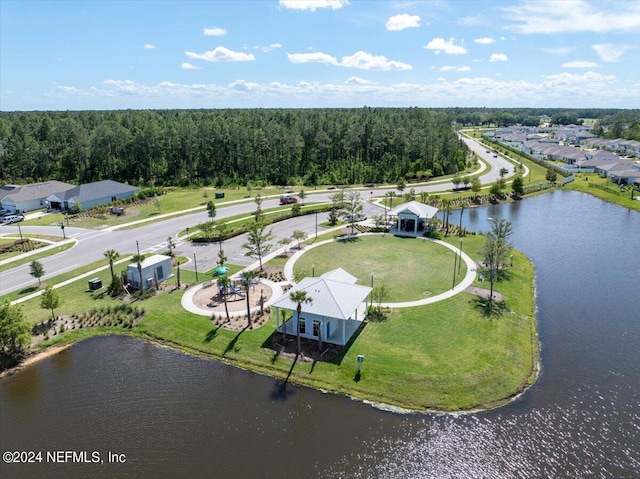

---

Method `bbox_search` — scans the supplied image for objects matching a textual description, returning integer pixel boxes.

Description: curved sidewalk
[181,277,284,318]
[283,232,477,309]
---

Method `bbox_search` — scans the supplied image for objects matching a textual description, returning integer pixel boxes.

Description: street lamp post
[312,264,315,277]
[17,222,23,241]
[458,239,463,275]
[452,247,458,289]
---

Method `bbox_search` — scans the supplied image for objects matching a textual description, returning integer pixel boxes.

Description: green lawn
[7,219,537,412]
[0,241,75,271]
[292,235,466,302]
[565,173,639,211]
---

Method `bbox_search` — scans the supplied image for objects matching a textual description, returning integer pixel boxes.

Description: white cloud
[181,63,200,70]
[503,0,640,34]
[592,44,629,62]
[386,13,421,31]
[489,53,508,62]
[287,52,338,64]
[424,37,467,55]
[288,50,412,70]
[185,47,255,62]
[279,0,349,11]
[340,51,412,70]
[562,60,598,68]
[543,71,615,85]
[203,27,228,36]
[228,80,260,91]
[440,65,471,72]
[144,44,156,49]
[345,76,375,85]
[474,37,495,45]
[257,43,283,53]
[45,72,638,109]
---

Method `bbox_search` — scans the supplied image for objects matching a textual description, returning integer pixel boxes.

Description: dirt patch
[465,286,503,302]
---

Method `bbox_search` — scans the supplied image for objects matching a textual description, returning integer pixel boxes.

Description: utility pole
[193,253,199,282]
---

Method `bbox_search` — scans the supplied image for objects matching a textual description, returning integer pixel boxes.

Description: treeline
[0,108,468,187]
[454,107,640,141]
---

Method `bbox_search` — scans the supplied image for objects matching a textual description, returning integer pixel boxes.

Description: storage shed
[126,254,173,290]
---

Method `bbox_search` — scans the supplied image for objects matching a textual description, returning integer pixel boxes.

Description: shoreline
[0,332,539,415]
[0,343,72,378]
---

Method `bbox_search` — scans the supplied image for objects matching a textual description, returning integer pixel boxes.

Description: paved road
[0,135,514,295]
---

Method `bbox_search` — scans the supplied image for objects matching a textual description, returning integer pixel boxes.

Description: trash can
[88,278,102,291]
[215,192,225,199]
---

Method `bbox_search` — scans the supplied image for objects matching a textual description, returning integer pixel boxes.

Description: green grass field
[10,229,537,412]
[293,235,466,302]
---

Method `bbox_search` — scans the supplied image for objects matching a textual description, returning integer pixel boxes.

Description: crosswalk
[141,239,187,254]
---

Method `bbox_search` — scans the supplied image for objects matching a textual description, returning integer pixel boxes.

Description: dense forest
[2,107,637,188]
[0,108,468,187]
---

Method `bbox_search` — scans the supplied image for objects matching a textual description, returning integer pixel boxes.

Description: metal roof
[388,200,438,219]
[272,269,371,320]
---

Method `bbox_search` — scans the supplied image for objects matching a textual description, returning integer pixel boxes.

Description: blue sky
[1,0,639,110]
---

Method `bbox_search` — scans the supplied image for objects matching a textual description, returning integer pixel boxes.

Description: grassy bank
[13,230,537,412]
[565,173,640,211]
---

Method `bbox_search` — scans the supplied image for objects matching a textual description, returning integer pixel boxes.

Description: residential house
[0,180,75,213]
[47,180,139,211]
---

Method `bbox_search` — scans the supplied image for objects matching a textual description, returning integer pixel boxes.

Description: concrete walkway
[180,277,284,318]
[282,231,477,309]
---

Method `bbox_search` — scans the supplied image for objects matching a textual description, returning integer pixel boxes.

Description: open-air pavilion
[388,200,439,236]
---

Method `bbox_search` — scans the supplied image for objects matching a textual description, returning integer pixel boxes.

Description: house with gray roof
[46,180,139,211]
[0,180,75,213]
[272,268,372,347]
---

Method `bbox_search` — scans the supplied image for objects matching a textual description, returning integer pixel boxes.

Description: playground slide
[229,285,245,298]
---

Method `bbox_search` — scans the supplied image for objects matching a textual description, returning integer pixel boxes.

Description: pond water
[1,190,639,478]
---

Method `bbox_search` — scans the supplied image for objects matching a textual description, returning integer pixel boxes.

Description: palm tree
[131,253,145,290]
[239,270,259,328]
[290,290,313,356]
[104,249,119,279]
[217,275,231,323]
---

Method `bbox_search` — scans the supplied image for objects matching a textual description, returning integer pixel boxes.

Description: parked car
[1,214,25,225]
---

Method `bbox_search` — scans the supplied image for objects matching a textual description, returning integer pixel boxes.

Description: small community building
[0,180,75,213]
[46,180,139,212]
[388,200,439,235]
[271,268,372,346]
[126,254,173,291]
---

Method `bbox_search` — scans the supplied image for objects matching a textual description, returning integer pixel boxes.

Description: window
[313,321,321,337]
[298,318,306,334]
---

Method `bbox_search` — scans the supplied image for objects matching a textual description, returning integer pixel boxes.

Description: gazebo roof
[388,200,438,219]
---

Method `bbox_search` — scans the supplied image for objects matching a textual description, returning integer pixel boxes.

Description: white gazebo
[272,268,371,346]
[388,200,439,235]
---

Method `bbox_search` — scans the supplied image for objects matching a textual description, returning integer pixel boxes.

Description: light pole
[312,264,315,277]
[315,209,318,239]
[17,222,24,241]
[458,239,463,275]
[370,273,374,307]
[452,247,458,289]
[193,253,199,282]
